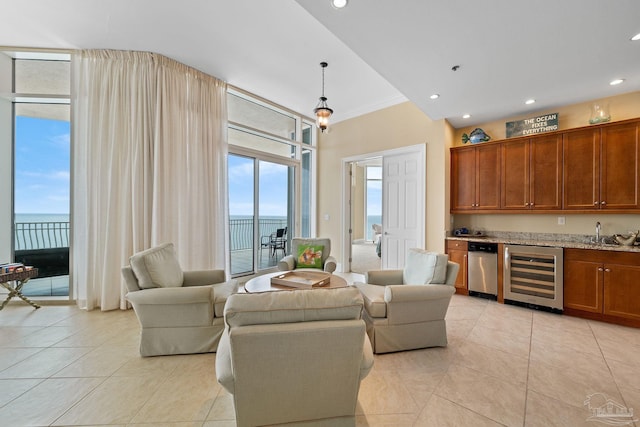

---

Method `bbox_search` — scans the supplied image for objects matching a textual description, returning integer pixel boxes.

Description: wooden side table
[0,267,40,310]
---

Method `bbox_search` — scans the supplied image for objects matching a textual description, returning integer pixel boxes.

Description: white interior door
[382,150,424,269]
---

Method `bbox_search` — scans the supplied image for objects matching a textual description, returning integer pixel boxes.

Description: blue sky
[14,116,70,214]
[228,154,289,217]
[15,119,382,220]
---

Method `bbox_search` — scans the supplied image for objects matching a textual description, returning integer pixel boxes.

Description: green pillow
[296,245,324,269]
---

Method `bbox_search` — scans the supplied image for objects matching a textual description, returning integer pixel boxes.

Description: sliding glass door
[229,154,294,276]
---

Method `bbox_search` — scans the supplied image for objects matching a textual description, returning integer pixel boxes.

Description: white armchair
[122,243,238,357]
[278,237,337,273]
[216,287,374,427]
[355,248,459,354]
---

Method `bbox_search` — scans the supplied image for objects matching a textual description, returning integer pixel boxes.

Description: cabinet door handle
[598,267,604,272]
[604,268,611,272]
[601,201,606,205]
[530,202,534,207]
[594,201,599,205]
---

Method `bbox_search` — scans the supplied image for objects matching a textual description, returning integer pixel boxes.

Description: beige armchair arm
[324,255,337,273]
[126,286,213,305]
[384,284,455,303]
[278,255,296,271]
[365,269,403,286]
[183,269,226,287]
[383,284,455,325]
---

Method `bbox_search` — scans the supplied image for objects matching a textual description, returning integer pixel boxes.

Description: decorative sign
[506,113,559,138]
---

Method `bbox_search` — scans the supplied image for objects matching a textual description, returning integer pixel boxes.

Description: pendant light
[313,62,333,132]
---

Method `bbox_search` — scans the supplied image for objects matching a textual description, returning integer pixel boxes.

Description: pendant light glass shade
[314,62,333,132]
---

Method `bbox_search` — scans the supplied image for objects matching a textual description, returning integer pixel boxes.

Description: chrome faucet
[595,221,601,243]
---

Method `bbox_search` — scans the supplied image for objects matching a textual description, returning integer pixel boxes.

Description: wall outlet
[558,216,566,225]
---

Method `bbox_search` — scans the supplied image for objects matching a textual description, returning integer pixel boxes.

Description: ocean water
[15,213,70,223]
[13,214,288,251]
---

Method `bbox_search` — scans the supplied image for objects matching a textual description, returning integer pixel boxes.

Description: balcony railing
[11,218,288,288]
[14,219,288,252]
[229,217,288,251]
[15,222,70,251]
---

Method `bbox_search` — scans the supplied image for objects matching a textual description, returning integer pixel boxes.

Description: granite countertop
[446,232,640,253]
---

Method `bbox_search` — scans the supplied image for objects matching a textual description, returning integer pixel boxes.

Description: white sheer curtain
[72,50,228,310]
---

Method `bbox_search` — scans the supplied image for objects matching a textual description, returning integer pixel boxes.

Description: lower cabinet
[446,240,468,295]
[564,248,640,326]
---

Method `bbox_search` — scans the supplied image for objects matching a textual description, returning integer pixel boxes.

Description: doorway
[349,159,382,274]
[342,144,425,273]
[228,154,294,276]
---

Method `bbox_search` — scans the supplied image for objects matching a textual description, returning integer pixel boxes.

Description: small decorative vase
[589,103,611,125]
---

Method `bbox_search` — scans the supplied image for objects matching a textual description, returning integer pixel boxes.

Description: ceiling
[1,0,639,128]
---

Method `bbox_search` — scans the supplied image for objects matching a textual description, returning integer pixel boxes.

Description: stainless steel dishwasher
[467,241,498,299]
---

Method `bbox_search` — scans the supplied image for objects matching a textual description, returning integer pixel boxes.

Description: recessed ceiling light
[525,99,536,105]
[331,0,348,8]
[430,94,440,100]
[631,33,640,41]
[462,114,471,119]
[610,79,625,86]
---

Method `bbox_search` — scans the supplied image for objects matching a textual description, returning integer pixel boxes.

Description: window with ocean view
[227,88,315,276]
[4,51,71,298]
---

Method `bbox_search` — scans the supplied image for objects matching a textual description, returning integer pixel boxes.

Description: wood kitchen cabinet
[564,248,640,327]
[563,121,640,211]
[446,240,468,294]
[450,144,500,212]
[501,134,562,210]
[450,118,640,214]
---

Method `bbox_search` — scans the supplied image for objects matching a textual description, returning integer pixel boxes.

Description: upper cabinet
[501,134,562,210]
[601,122,640,210]
[451,118,640,214]
[564,121,639,211]
[451,144,500,212]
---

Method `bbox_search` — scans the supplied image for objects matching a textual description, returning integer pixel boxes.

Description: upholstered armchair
[354,248,459,354]
[216,287,374,427]
[278,237,337,273]
[122,243,238,357]
[372,223,382,244]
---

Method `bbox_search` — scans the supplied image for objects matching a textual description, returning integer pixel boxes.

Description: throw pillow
[296,244,324,269]
[402,248,448,285]
[130,243,184,289]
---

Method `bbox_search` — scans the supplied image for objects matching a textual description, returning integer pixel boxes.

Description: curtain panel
[72,50,228,311]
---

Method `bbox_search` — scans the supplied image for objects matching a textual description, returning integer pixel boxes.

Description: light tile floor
[0,274,639,427]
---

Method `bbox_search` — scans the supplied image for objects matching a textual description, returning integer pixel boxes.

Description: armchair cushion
[296,244,324,269]
[402,248,448,285]
[130,243,183,289]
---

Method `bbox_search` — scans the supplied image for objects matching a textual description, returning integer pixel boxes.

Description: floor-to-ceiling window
[227,89,315,276]
[1,51,71,298]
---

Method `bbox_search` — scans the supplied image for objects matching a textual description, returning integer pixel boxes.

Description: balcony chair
[122,243,238,357]
[216,287,374,427]
[354,248,459,354]
[278,237,337,273]
[269,226,287,258]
